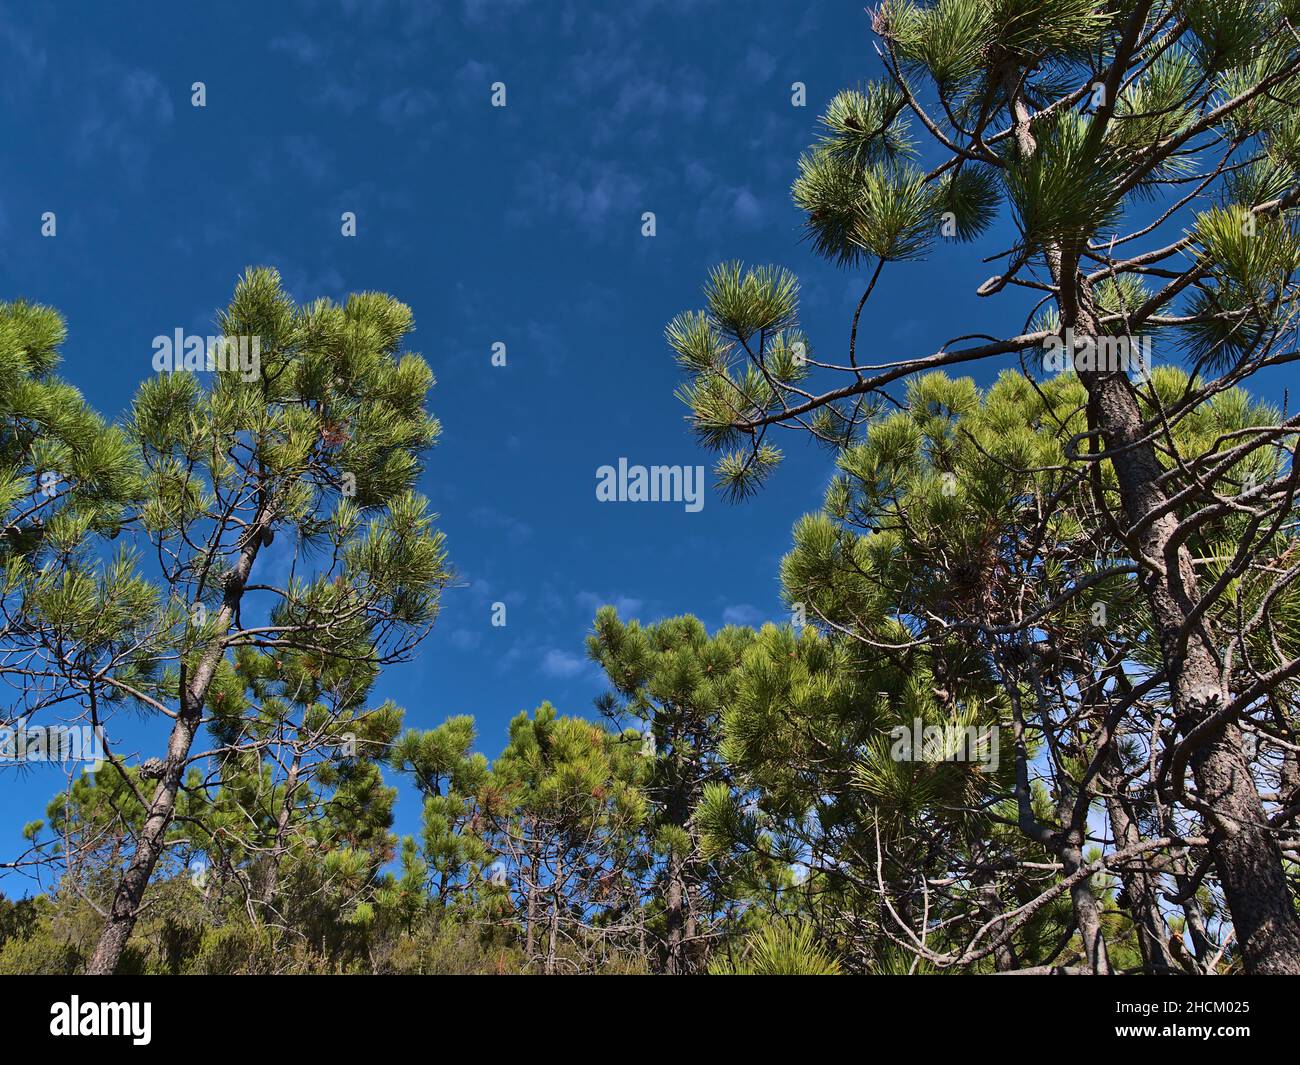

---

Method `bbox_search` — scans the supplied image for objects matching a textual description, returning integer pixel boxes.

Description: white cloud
[378,87,438,125]
[469,506,534,546]
[576,592,644,619]
[513,158,649,233]
[269,32,325,64]
[722,603,764,627]
[744,46,776,83]
[448,628,483,651]
[541,648,587,678]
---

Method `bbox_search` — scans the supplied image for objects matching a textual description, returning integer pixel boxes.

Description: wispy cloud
[513,158,650,234]
[69,64,174,182]
[576,592,645,619]
[269,31,325,65]
[540,648,588,678]
[469,506,534,546]
[0,20,49,106]
[378,87,439,125]
[722,603,765,627]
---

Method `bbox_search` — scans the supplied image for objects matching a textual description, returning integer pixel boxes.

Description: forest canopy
[4,0,1300,977]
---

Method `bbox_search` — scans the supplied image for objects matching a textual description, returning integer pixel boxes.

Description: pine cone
[138,757,166,780]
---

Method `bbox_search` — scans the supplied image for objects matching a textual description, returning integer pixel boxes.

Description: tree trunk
[1022,54,1300,959]
[260,751,302,913]
[1054,788,1112,975]
[86,711,204,975]
[976,873,1017,971]
[1169,855,1215,969]
[1102,777,1176,973]
[525,844,539,963]
[87,519,267,975]
[545,852,562,976]
[664,846,687,974]
[1078,352,1300,974]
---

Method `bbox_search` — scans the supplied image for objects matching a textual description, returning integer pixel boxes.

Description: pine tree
[0,299,140,568]
[668,2,1300,973]
[587,608,766,972]
[770,368,1173,970]
[188,643,406,937]
[697,616,1025,972]
[480,704,648,973]
[390,715,492,907]
[2,269,449,973]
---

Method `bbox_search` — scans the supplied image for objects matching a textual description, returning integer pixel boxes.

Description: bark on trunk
[87,518,268,975]
[1055,789,1112,975]
[260,752,302,913]
[1002,47,1299,971]
[1079,349,1300,974]
[976,874,1018,972]
[86,711,204,975]
[525,843,539,964]
[1099,748,1177,973]
[545,853,562,976]
[664,846,688,974]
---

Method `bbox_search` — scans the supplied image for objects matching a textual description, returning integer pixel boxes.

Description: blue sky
[0,0,1064,870]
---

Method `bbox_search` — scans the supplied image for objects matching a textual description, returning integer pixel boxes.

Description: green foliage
[1,270,454,975]
[0,300,142,567]
[820,84,914,165]
[588,609,774,971]
[708,923,841,975]
[1003,112,1125,251]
